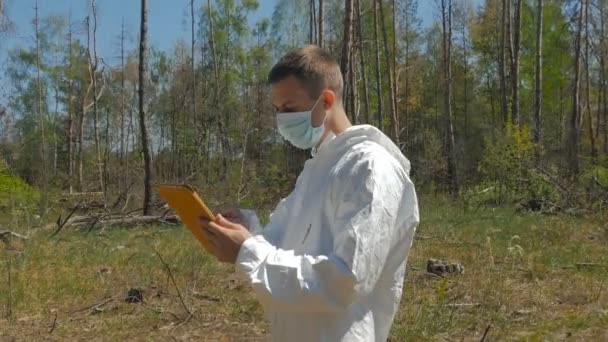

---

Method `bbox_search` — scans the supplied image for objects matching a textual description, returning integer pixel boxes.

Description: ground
[1,197,607,341]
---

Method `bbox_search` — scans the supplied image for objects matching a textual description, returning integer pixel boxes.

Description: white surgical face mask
[276,97,325,150]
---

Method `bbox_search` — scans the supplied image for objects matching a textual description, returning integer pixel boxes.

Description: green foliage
[467,124,558,207]
[0,164,40,220]
[581,164,608,209]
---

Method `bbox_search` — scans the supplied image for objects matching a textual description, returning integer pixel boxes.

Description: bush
[468,124,559,210]
[581,164,608,210]
[0,163,40,222]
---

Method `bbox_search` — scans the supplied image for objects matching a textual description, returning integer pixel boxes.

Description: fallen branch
[414,235,436,240]
[155,250,192,317]
[48,311,58,334]
[45,215,180,231]
[575,263,607,270]
[480,323,492,342]
[0,230,29,244]
[50,203,81,238]
[445,303,481,308]
[71,297,114,314]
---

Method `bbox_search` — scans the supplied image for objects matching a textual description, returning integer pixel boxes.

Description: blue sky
[0,0,278,67]
[0,0,482,102]
[0,0,484,62]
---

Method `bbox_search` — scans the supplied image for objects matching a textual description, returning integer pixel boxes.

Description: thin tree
[458,1,471,138]
[356,0,370,124]
[138,0,153,215]
[392,0,399,138]
[379,0,399,144]
[441,0,459,195]
[340,0,354,119]
[67,13,74,193]
[373,0,384,130]
[191,0,196,126]
[499,0,509,124]
[584,0,596,161]
[120,19,126,192]
[511,0,522,126]
[34,0,48,214]
[89,0,104,193]
[533,0,543,163]
[568,0,585,176]
[318,0,324,47]
[402,0,417,149]
[206,0,227,176]
[349,48,357,124]
[600,0,608,155]
[77,78,85,191]
[309,0,314,44]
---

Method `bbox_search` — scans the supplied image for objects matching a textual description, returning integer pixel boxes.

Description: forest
[1,0,608,340]
[0,0,606,215]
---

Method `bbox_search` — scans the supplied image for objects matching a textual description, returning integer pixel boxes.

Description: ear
[321,89,336,110]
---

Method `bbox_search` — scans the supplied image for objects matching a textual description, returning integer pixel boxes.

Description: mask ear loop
[310,94,328,127]
[311,94,331,156]
[308,95,323,124]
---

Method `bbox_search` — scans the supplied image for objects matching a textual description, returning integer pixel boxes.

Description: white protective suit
[237,124,419,342]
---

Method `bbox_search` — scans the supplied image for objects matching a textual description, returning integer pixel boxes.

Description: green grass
[1,197,607,340]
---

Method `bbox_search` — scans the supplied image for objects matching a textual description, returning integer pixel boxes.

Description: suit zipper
[301,224,312,244]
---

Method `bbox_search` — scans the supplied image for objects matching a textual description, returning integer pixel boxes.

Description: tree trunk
[120,20,126,192]
[511,0,522,127]
[499,0,508,124]
[191,0,196,127]
[441,0,459,195]
[379,0,399,145]
[89,1,104,193]
[78,101,85,192]
[601,1,608,155]
[318,0,324,47]
[309,0,314,44]
[403,0,412,150]
[67,18,74,194]
[462,4,469,139]
[138,0,153,215]
[53,87,59,176]
[533,0,543,163]
[341,0,354,119]
[392,0,399,137]
[356,0,370,124]
[207,0,227,178]
[104,107,110,195]
[373,0,384,130]
[349,48,357,124]
[584,0,596,162]
[35,0,48,215]
[568,0,585,176]
[201,26,210,176]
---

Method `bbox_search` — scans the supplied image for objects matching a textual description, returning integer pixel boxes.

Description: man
[200,45,419,341]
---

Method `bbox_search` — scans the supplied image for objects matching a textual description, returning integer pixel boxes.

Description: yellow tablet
[157,184,216,251]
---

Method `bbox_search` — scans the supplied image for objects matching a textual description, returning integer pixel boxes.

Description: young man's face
[271,75,326,127]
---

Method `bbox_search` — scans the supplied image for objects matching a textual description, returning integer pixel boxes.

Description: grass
[1,197,607,341]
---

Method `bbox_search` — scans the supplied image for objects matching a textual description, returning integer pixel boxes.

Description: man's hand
[215,207,248,229]
[199,214,252,264]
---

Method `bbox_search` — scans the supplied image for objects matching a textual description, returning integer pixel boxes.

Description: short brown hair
[268,45,343,100]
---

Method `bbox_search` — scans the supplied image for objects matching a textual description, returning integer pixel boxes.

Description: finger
[215,206,239,217]
[216,214,240,230]
[207,220,230,235]
[202,223,217,237]
[199,217,214,234]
